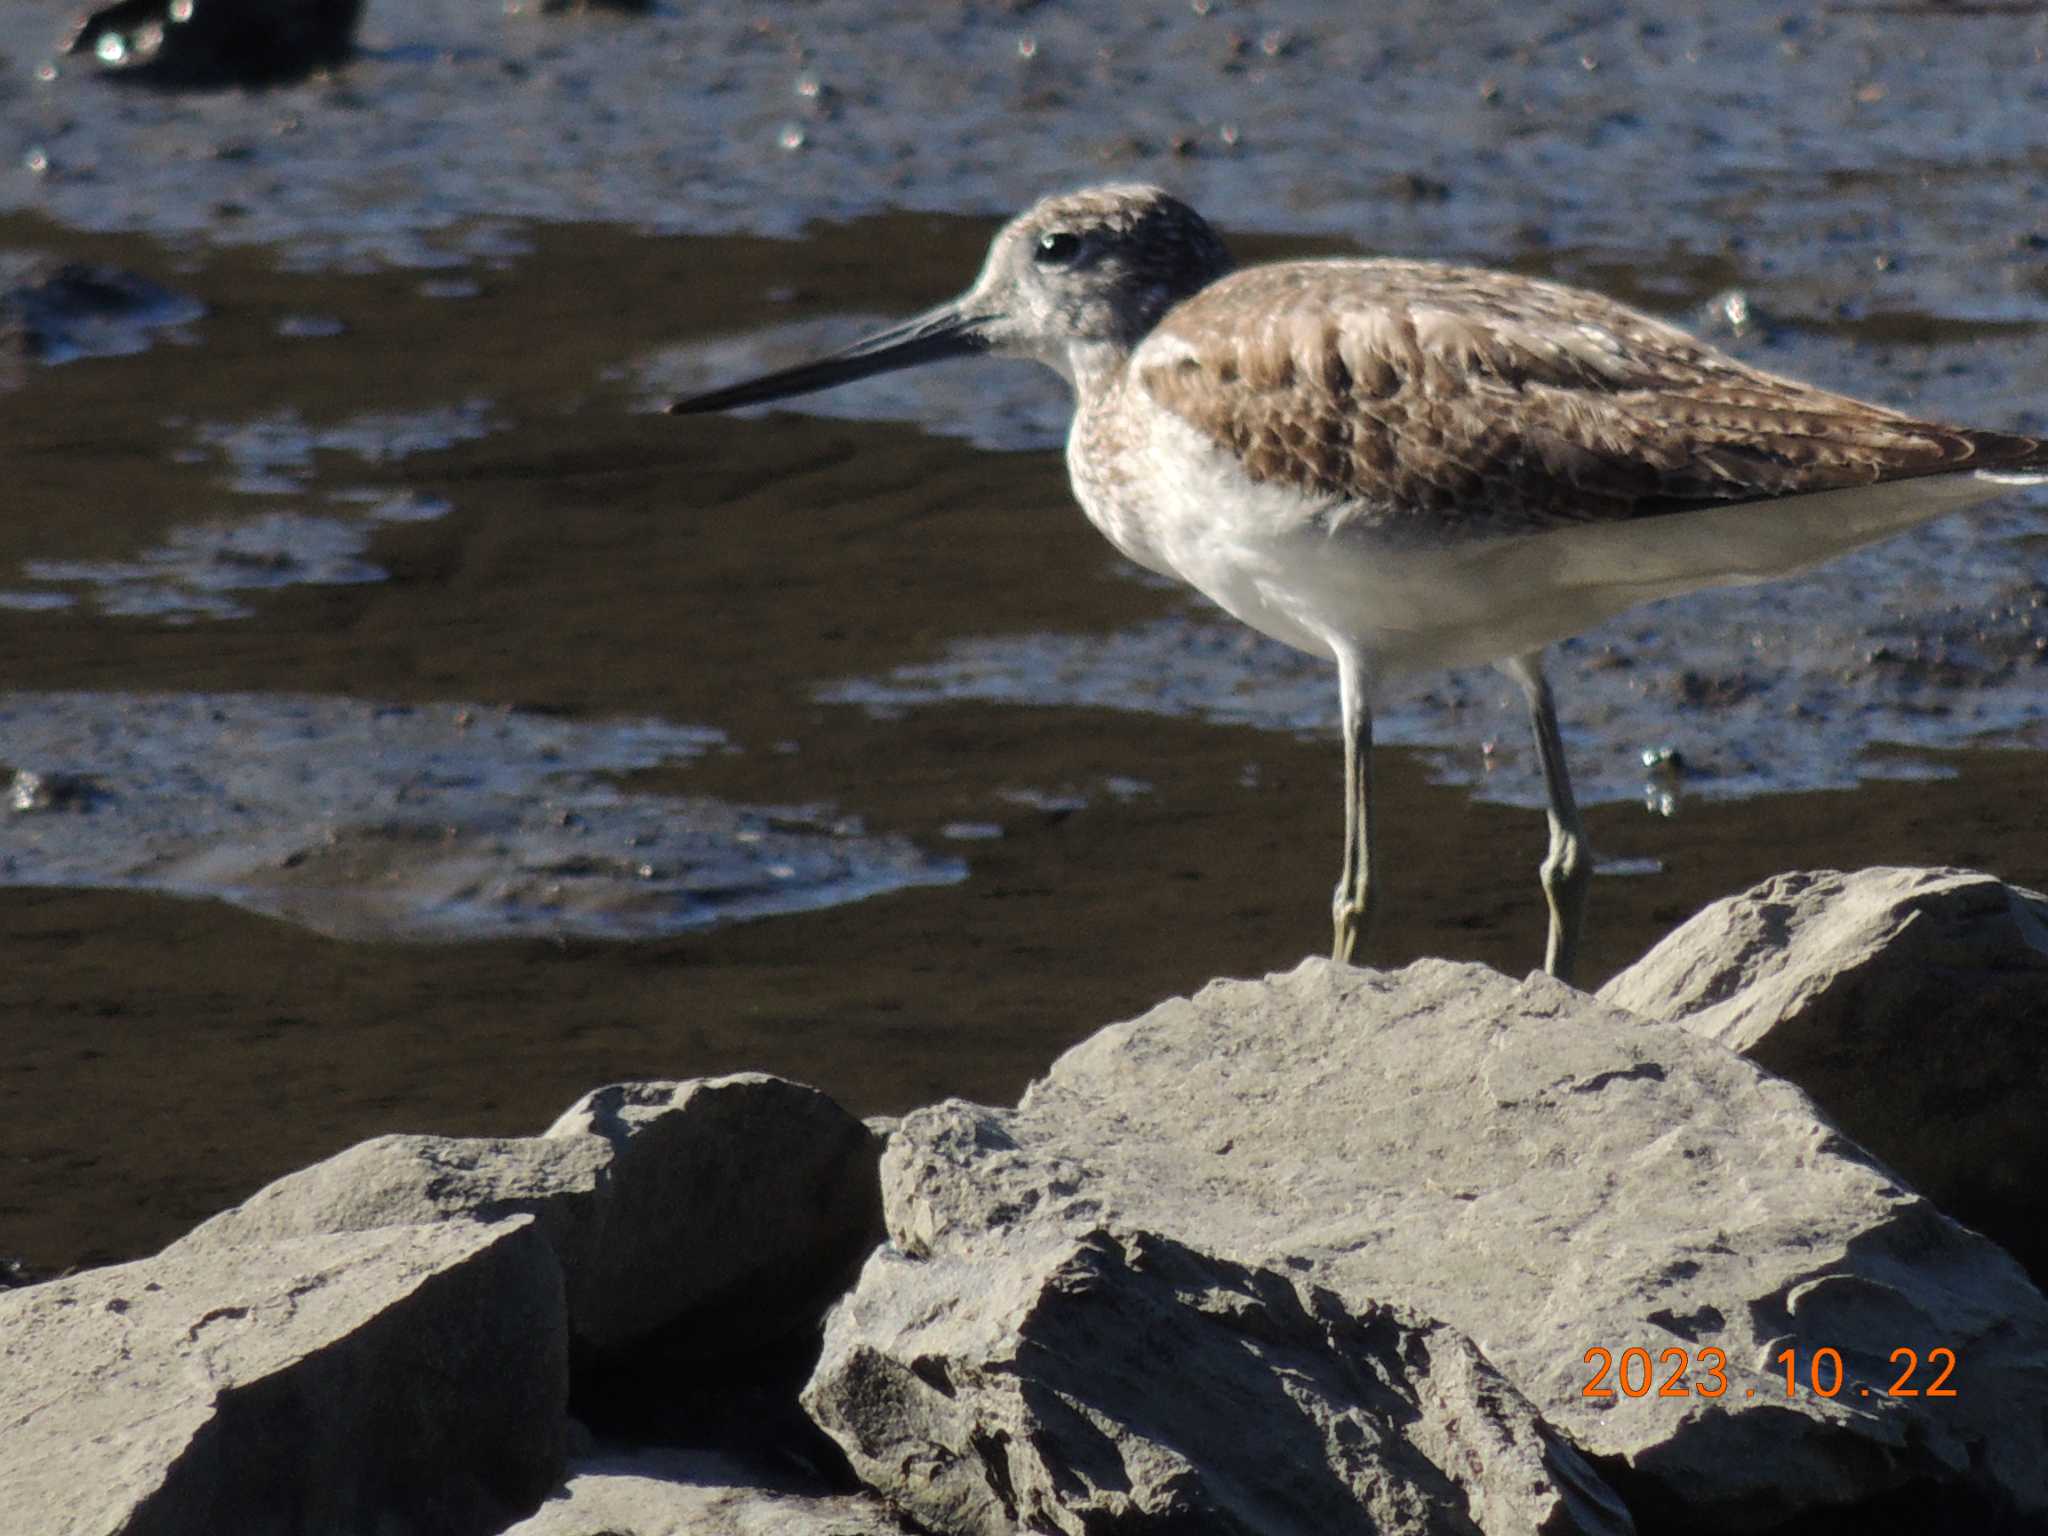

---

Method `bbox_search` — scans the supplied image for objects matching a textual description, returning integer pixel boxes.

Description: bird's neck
[1057,336,1134,407]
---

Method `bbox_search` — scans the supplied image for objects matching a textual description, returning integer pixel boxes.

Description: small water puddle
[8,398,496,618]
[0,692,960,941]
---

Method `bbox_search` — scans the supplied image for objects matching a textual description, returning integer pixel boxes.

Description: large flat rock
[1599,867,2048,1282]
[877,958,2048,1531]
[804,1224,1632,1535]
[174,1072,882,1358]
[1,1217,566,1536]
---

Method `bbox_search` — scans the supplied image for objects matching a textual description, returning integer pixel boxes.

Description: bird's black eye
[1034,230,1083,267]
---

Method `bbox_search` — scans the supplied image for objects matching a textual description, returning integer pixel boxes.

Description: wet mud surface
[2,1,2047,1274]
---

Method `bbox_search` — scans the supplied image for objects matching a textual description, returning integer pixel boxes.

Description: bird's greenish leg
[1331,650,1378,965]
[1505,651,1590,985]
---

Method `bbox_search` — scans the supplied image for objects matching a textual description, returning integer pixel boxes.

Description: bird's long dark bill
[667,303,990,415]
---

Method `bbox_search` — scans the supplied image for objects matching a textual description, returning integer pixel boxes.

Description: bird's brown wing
[1135,259,2045,543]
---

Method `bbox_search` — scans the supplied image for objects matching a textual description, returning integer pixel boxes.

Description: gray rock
[877,958,2048,1531]
[503,1446,904,1535]
[544,1075,884,1355]
[1599,867,2048,1282]
[0,1218,565,1536]
[175,1072,883,1357]
[804,1225,1632,1536]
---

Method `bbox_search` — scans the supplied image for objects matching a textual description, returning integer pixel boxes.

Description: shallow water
[2,0,2047,1275]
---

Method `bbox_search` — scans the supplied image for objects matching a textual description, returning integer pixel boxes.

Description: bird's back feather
[1135,259,2048,545]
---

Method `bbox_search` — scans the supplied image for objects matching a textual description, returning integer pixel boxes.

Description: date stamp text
[1581,1345,1959,1400]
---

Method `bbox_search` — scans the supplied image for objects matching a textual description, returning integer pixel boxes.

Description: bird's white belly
[1068,404,1540,669]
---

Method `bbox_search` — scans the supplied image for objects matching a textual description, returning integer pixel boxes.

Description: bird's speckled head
[962,185,1234,364]
[667,185,1232,418]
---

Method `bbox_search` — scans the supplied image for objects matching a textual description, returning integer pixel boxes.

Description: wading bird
[670,184,2047,984]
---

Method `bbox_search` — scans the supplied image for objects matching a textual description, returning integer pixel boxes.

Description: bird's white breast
[1067,387,1353,662]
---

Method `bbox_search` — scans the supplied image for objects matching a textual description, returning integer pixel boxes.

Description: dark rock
[5,766,110,813]
[511,0,656,13]
[0,258,203,368]
[61,0,362,87]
